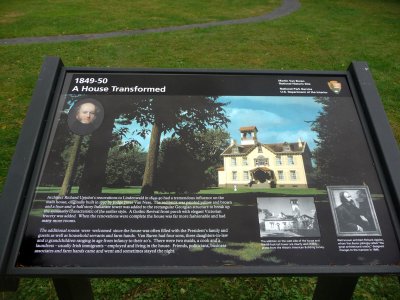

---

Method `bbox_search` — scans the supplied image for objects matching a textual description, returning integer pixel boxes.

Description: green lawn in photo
[36,186,80,194]
[198,187,326,195]
[1,0,400,299]
[35,186,326,196]
[36,186,142,194]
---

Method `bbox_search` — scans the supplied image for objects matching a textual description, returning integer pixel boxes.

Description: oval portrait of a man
[67,98,104,135]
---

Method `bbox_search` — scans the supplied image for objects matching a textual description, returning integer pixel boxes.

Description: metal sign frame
[0,57,399,277]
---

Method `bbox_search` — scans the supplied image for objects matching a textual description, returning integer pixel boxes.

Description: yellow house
[218,126,313,188]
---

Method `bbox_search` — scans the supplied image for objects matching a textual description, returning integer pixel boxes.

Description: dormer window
[283,142,291,152]
[232,146,239,154]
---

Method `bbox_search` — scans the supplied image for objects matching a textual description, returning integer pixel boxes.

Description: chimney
[291,199,300,217]
[298,138,303,148]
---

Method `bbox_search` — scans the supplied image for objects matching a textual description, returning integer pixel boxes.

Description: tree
[141,96,229,195]
[155,129,230,193]
[185,128,230,187]
[71,95,228,195]
[105,142,146,187]
[186,128,230,165]
[78,95,152,194]
[78,98,121,194]
[40,95,151,194]
[59,134,82,195]
[39,112,72,187]
[39,107,90,192]
[155,138,206,193]
[311,97,381,190]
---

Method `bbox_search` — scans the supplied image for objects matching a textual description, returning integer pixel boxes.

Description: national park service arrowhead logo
[327,80,342,94]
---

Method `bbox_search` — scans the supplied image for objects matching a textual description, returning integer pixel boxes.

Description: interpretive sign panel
[1,58,399,275]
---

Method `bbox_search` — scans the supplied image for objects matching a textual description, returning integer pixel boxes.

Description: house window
[278,170,284,180]
[270,222,274,228]
[255,156,268,166]
[232,171,237,181]
[283,143,291,151]
[288,155,294,165]
[232,146,239,154]
[243,171,249,181]
[242,157,248,166]
[290,170,297,180]
[258,145,263,153]
[231,157,236,166]
[276,155,282,166]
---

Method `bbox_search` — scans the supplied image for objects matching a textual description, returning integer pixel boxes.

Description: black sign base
[313,276,359,300]
[0,276,19,292]
[53,278,94,300]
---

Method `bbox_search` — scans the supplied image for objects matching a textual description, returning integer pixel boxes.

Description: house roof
[266,142,305,154]
[300,214,314,220]
[265,216,295,221]
[250,166,273,173]
[221,142,307,156]
[221,144,256,156]
[240,126,258,132]
[265,213,313,221]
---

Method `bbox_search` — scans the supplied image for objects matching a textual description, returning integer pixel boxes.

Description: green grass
[0,0,280,38]
[1,0,400,299]
[2,275,400,300]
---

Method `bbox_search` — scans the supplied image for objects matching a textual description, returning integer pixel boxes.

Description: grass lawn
[3,275,400,300]
[0,0,280,38]
[1,0,400,299]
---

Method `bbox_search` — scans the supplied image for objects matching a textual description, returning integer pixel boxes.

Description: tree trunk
[79,113,115,195]
[141,122,162,195]
[59,135,82,196]
[78,110,117,195]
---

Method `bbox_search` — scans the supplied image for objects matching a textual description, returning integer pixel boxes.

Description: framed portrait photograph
[67,98,104,136]
[327,186,381,236]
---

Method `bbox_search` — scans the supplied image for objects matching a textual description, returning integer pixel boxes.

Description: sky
[119,95,323,151]
[219,96,322,150]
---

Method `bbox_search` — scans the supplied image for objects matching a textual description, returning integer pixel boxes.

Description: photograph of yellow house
[218,126,313,188]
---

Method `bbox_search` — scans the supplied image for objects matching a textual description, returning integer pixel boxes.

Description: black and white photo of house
[257,197,320,237]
